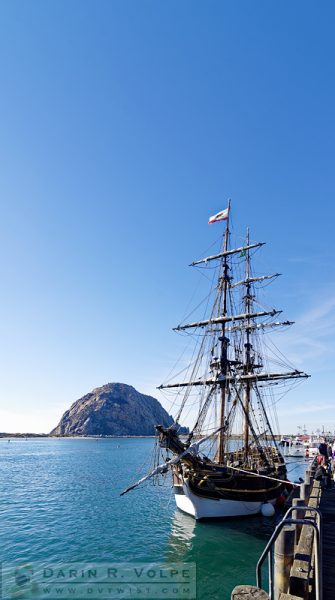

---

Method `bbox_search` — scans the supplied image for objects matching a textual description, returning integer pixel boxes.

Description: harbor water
[0,438,309,600]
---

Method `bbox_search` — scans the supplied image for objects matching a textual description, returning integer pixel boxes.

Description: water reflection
[167,508,277,560]
[166,509,272,600]
[167,510,196,556]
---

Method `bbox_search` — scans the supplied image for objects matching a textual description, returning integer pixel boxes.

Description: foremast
[217,199,231,463]
[243,228,252,458]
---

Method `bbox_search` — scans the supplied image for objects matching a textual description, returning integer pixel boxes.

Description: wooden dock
[231,460,335,600]
[319,484,335,599]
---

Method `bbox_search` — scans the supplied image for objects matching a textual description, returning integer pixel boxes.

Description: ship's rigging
[121,203,309,519]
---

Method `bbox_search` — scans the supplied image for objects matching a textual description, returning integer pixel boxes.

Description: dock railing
[231,458,323,600]
[256,506,322,600]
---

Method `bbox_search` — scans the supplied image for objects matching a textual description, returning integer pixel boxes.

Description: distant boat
[305,440,321,458]
[122,203,310,519]
[278,438,305,457]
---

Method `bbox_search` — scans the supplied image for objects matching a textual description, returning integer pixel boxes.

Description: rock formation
[51,382,182,436]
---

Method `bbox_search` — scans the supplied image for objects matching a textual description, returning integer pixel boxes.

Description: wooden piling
[274,525,295,600]
[278,595,304,600]
[231,585,269,599]
[300,469,313,502]
[292,498,305,546]
[300,483,306,502]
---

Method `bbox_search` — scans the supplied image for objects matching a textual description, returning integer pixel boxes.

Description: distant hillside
[50,383,186,436]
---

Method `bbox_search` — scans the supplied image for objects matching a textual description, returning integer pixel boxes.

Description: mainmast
[218,200,231,463]
[243,228,252,457]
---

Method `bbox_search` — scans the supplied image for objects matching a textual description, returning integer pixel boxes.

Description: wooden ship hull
[171,448,287,519]
[174,480,280,519]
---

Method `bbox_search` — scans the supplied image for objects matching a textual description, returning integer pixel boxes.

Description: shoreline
[1,433,291,440]
[0,433,158,439]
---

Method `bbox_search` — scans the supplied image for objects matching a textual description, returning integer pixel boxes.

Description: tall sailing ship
[122,203,309,519]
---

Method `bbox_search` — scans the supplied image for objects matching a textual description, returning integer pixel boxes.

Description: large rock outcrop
[51,383,178,436]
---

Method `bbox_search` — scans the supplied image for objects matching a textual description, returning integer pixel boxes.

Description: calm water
[0,438,308,600]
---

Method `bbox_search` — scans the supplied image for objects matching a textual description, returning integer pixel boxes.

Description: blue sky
[0,1,334,433]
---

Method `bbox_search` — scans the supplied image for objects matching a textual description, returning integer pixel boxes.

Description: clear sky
[0,1,334,434]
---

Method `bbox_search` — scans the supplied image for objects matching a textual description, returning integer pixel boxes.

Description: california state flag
[208,207,229,224]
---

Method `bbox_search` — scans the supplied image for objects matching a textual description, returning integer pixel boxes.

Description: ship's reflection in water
[165,509,276,600]
[167,509,196,555]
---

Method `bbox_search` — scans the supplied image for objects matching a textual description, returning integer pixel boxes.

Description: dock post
[292,498,305,546]
[231,585,269,599]
[300,472,312,502]
[300,483,306,501]
[273,525,295,600]
[300,480,310,502]
[305,474,311,498]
